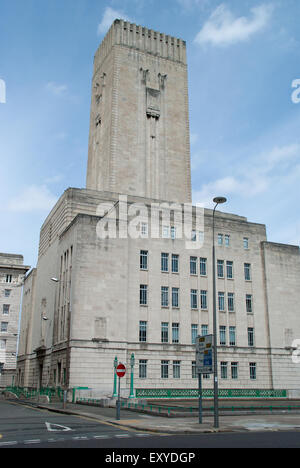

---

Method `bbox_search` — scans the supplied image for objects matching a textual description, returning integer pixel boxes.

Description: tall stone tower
[86,19,192,204]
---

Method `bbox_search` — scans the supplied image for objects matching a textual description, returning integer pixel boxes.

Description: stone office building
[0,253,30,388]
[16,20,300,398]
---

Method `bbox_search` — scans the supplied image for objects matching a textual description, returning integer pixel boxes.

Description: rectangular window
[161,360,169,379]
[226,261,233,279]
[172,287,179,308]
[192,361,197,379]
[218,292,225,311]
[217,260,224,278]
[139,360,147,379]
[246,294,253,313]
[190,256,197,275]
[191,324,198,344]
[140,250,148,270]
[162,225,170,239]
[244,263,251,281]
[172,323,179,343]
[161,322,169,343]
[140,285,148,306]
[199,257,207,276]
[218,234,223,246]
[139,321,147,342]
[201,324,208,336]
[161,287,169,307]
[229,326,236,346]
[161,253,169,272]
[171,226,176,240]
[248,327,254,347]
[191,289,198,309]
[231,362,238,379]
[141,222,148,238]
[2,305,9,315]
[0,339,6,350]
[4,289,11,297]
[1,322,8,333]
[228,292,235,312]
[5,275,12,283]
[249,362,256,380]
[243,237,249,249]
[200,290,207,310]
[221,362,228,379]
[191,230,197,242]
[219,326,226,345]
[225,234,230,246]
[171,254,179,273]
[173,361,181,379]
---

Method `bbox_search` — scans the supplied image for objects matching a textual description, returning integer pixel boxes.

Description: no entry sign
[116,363,126,378]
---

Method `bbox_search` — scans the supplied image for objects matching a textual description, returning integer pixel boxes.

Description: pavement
[32,401,300,435]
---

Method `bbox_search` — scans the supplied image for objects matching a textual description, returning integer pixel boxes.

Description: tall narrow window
[140,285,148,305]
[161,360,169,379]
[161,253,169,272]
[217,260,224,278]
[199,257,207,276]
[231,362,238,379]
[5,275,12,283]
[244,263,251,281]
[228,292,235,312]
[190,256,197,275]
[173,361,181,379]
[200,290,207,310]
[229,326,236,346]
[246,294,253,313]
[218,234,223,246]
[218,292,225,311]
[191,289,198,309]
[248,327,254,347]
[191,324,198,344]
[225,234,230,247]
[161,287,169,307]
[243,237,249,249]
[220,361,228,379]
[249,362,256,380]
[2,305,9,315]
[226,261,233,279]
[140,250,148,270]
[171,254,179,273]
[139,360,147,379]
[139,321,147,342]
[201,324,208,336]
[172,323,179,343]
[219,326,226,345]
[172,287,179,308]
[161,322,169,343]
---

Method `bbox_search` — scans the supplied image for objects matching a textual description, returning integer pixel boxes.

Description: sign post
[116,363,126,420]
[196,334,213,424]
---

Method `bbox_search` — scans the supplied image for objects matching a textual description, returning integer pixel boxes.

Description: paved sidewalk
[35,402,300,434]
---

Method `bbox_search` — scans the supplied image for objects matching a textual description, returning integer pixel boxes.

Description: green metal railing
[5,386,63,402]
[135,388,287,399]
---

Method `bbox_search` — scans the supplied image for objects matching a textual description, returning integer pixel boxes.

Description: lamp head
[213,197,227,205]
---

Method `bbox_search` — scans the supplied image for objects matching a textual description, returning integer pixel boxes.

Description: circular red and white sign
[116,363,126,378]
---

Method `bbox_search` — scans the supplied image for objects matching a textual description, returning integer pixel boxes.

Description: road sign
[116,363,126,378]
[195,334,213,374]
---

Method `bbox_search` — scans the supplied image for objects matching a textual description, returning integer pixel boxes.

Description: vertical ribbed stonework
[86,19,192,204]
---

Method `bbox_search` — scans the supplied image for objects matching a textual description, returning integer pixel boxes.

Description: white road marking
[46,422,73,432]
[24,439,41,444]
[0,441,18,446]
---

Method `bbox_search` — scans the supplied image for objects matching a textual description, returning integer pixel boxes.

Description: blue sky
[0,0,300,268]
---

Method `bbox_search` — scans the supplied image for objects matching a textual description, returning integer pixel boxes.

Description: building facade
[0,253,30,388]
[16,20,300,398]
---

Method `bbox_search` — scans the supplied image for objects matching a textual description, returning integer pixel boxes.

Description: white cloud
[7,185,58,213]
[97,7,133,36]
[195,3,273,47]
[193,142,300,207]
[46,82,68,97]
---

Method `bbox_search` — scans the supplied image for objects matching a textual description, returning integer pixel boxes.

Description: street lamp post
[212,196,227,429]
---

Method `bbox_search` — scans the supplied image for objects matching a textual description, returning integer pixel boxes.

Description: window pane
[190,257,197,275]
[172,254,179,273]
[199,258,207,276]
[191,324,198,344]
[250,362,256,380]
[243,237,249,249]
[140,250,148,270]
[248,327,254,347]
[191,289,198,309]
[139,321,147,342]
[246,294,252,313]
[228,293,234,312]
[218,234,223,245]
[218,292,225,311]
[173,361,180,379]
[220,326,226,345]
[201,325,208,336]
[172,287,179,308]
[226,261,233,279]
[229,326,236,346]
[161,360,169,379]
[161,322,169,343]
[161,253,169,272]
[221,362,227,379]
[244,263,251,281]
[172,323,179,343]
[200,290,207,310]
[139,360,147,379]
[140,285,148,305]
[161,287,169,307]
[217,260,224,278]
[231,362,238,379]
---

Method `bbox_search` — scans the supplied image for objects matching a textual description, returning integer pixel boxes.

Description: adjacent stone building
[0,253,30,388]
[16,20,300,398]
